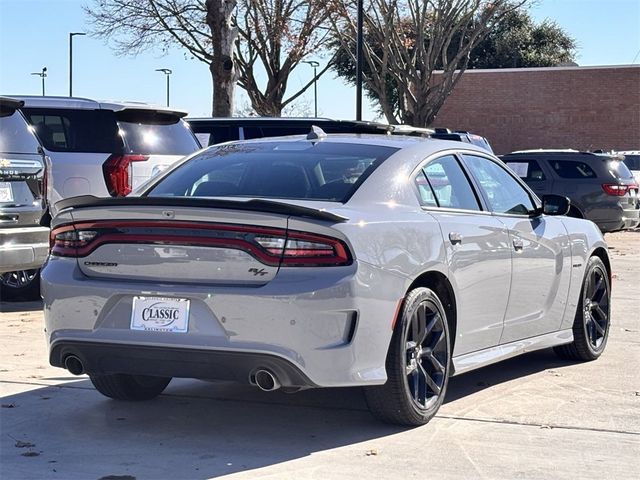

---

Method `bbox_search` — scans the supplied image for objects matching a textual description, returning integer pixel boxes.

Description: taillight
[255,233,350,265]
[49,221,352,266]
[102,154,149,197]
[50,226,98,256]
[602,183,631,196]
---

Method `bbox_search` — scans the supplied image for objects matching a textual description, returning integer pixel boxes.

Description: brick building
[433,65,640,155]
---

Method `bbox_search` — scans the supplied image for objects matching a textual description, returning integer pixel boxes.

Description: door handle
[448,232,462,245]
[512,237,524,251]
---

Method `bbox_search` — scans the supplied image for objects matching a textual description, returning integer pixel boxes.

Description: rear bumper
[50,341,317,388]
[42,256,407,388]
[594,208,640,232]
[0,226,49,273]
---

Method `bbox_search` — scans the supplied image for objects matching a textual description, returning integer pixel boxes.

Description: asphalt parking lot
[1,231,638,480]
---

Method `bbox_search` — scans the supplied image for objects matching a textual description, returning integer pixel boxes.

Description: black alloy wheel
[555,256,611,361]
[404,297,448,411]
[365,287,451,426]
[0,269,41,301]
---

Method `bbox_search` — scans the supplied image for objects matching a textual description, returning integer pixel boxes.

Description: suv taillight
[602,183,631,196]
[102,154,149,197]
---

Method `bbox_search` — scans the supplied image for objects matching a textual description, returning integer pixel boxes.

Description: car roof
[8,95,187,116]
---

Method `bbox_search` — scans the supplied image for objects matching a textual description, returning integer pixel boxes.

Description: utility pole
[356,0,364,121]
[69,32,86,97]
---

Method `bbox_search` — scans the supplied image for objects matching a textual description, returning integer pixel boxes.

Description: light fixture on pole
[31,67,47,96]
[302,60,320,118]
[155,68,173,107]
[69,32,86,97]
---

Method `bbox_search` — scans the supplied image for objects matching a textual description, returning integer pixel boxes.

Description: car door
[461,153,571,343]
[414,153,512,356]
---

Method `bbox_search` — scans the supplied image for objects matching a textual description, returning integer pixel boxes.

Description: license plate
[0,182,13,202]
[130,296,190,333]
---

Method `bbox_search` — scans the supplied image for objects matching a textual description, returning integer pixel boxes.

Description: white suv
[15,96,200,213]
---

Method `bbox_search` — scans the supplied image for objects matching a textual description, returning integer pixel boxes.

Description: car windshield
[146,141,398,202]
[0,110,41,154]
[117,110,199,155]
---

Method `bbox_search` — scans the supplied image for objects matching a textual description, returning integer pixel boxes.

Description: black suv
[187,117,494,153]
[0,97,49,299]
[500,150,639,233]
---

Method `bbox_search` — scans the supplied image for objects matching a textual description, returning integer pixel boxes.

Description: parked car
[429,128,494,154]
[0,97,49,299]
[43,130,611,426]
[13,96,200,214]
[618,151,640,184]
[500,149,640,233]
[187,117,494,152]
[188,117,393,147]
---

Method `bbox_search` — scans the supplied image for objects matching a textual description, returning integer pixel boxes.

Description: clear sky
[0,0,639,121]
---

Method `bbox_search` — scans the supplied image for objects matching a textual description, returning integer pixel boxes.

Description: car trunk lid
[51,196,349,286]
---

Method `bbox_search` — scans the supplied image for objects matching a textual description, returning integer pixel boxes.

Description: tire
[365,287,451,426]
[554,256,610,361]
[0,269,41,301]
[89,373,171,401]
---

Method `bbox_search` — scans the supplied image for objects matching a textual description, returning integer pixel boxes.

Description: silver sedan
[42,132,611,426]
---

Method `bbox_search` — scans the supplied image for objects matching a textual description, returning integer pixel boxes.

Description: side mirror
[542,194,570,216]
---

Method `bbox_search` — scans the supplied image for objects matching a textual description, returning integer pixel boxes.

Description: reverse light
[102,154,149,197]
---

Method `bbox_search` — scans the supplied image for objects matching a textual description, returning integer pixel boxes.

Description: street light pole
[303,60,320,117]
[69,32,86,97]
[356,0,364,121]
[155,69,172,106]
[31,67,47,96]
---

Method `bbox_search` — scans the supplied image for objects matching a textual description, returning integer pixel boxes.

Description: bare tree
[234,0,335,116]
[329,0,530,126]
[85,0,237,116]
[85,0,334,117]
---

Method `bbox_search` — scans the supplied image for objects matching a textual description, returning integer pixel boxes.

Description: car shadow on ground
[0,299,43,313]
[1,348,577,479]
[445,348,574,403]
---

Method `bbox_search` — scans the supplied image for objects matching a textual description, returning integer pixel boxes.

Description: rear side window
[550,160,596,179]
[116,110,199,155]
[0,110,41,154]
[505,160,546,180]
[419,155,480,211]
[22,108,121,153]
[147,142,398,202]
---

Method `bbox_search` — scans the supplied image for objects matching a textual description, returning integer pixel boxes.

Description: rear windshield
[608,159,634,179]
[147,141,398,202]
[0,110,41,154]
[117,110,199,155]
[21,108,121,153]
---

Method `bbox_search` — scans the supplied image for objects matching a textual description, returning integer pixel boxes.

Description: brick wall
[432,65,640,155]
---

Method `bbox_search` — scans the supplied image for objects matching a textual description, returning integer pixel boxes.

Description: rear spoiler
[54,195,349,223]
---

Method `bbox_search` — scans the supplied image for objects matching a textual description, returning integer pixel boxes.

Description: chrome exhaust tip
[64,355,85,375]
[254,369,281,392]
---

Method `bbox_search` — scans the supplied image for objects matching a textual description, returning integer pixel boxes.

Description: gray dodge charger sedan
[42,131,611,426]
